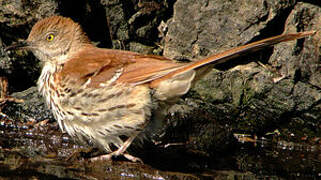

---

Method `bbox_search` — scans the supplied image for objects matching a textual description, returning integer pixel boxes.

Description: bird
[5,16,315,162]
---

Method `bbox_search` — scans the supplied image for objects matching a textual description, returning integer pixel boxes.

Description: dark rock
[0,37,13,75]
[268,2,321,136]
[100,0,131,43]
[129,41,155,54]
[161,0,321,137]
[2,86,54,122]
[270,3,321,88]
[164,0,296,60]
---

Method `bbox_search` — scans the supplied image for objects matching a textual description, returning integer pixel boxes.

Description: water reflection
[0,117,321,179]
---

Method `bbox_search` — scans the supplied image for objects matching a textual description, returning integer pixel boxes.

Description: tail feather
[150,30,316,88]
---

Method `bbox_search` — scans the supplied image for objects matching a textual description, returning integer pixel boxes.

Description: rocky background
[0,0,320,179]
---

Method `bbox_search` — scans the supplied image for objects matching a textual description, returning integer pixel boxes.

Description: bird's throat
[38,63,66,130]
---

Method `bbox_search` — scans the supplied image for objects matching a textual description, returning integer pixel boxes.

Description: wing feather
[58,47,186,87]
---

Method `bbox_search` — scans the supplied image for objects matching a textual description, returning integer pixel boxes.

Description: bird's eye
[46,34,55,41]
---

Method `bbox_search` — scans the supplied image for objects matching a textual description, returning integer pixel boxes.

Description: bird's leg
[90,132,142,162]
[116,134,142,162]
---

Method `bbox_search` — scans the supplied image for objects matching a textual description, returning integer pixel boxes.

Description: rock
[0,0,58,27]
[164,0,296,60]
[268,2,321,136]
[3,86,54,122]
[161,0,321,137]
[0,37,13,76]
[129,41,155,54]
[270,3,321,87]
[100,0,130,43]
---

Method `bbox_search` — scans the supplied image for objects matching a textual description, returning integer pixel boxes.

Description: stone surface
[270,3,321,88]
[268,2,321,135]
[164,0,296,60]
[3,87,54,122]
[162,0,321,137]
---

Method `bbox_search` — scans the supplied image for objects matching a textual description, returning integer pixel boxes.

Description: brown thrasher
[5,16,315,162]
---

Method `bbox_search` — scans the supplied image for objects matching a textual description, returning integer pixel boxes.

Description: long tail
[150,30,316,87]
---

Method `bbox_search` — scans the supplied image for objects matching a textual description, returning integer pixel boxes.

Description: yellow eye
[46,34,55,41]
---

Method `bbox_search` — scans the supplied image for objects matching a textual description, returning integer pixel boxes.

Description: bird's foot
[90,134,142,163]
[89,151,142,163]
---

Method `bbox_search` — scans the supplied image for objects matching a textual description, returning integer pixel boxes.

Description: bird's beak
[4,40,31,52]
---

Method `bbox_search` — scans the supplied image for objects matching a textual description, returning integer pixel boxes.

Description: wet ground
[0,115,320,180]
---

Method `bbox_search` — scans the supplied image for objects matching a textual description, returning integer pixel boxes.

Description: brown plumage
[5,16,315,162]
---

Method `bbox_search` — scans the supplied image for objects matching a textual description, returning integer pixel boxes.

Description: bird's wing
[58,47,185,88]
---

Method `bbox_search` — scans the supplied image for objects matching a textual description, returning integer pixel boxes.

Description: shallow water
[0,116,320,179]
